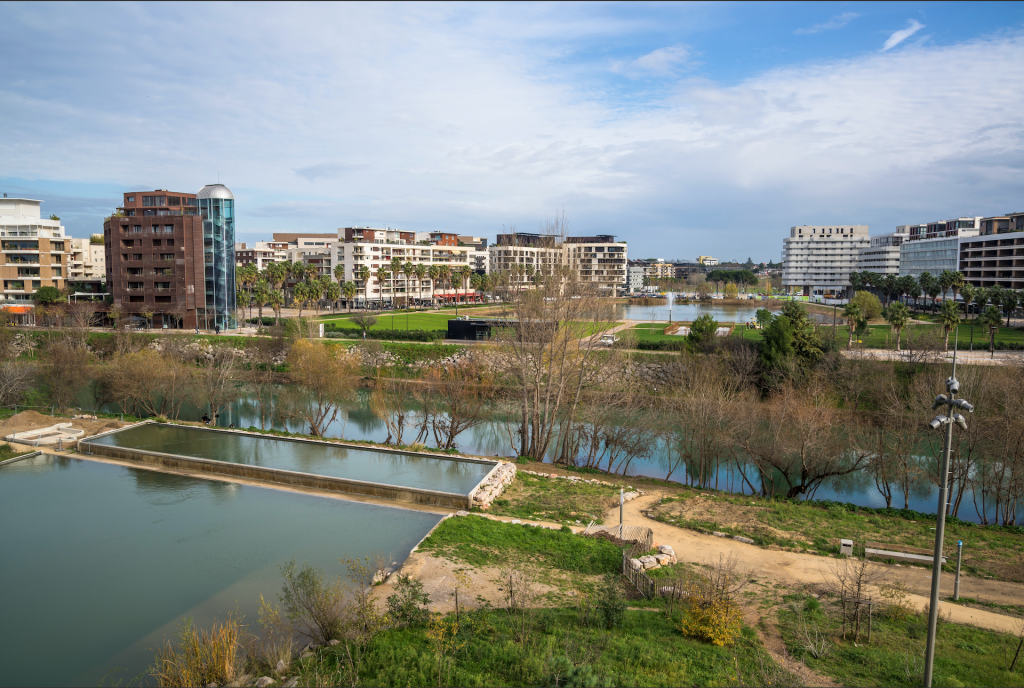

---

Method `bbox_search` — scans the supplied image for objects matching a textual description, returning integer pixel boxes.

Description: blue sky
[3,1,1024,261]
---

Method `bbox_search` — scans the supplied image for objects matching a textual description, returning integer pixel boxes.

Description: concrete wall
[79,440,472,509]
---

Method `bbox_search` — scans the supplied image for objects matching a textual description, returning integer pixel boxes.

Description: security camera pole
[924,342,973,688]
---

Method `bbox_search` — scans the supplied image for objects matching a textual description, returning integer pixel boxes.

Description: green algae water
[91,423,493,496]
[0,455,443,687]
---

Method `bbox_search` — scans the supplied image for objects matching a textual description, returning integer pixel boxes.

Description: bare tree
[281,340,360,436]
[40,336,91,413]
[368,374,418,445]
[494,214,619,462]
[867,375,925,509]
[66,300,99,348]
[424,354,492,450]
[102,349,197,418]
[0,361,35,408]
[820,553,886,641]
[195,347,239,423]
[242,338,281,430]
[734,380,871,499]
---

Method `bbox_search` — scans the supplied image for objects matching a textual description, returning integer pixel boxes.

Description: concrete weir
[79,423,492,510]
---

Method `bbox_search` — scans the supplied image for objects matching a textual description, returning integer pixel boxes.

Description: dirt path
[606,494,1024,634]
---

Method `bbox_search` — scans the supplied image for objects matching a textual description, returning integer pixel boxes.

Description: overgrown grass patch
[417,516,622,575]
[288,607,789,688]
[485,472,623,525]
[777,592,1024,687]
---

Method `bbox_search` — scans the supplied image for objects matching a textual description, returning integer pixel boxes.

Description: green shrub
[385,574,431,628]
[597,574,626,629]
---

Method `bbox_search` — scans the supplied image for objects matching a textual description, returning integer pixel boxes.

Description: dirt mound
[654,495,798,541]
[1,410,125,441]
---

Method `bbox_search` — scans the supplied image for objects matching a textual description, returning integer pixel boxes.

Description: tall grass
[150,616,243,687]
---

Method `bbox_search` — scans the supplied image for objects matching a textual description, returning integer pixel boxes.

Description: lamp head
[952,399,974,413]
[929,416,947,430]
[946,377,960,394]
[954,413,968,431]
[932,394,948,411]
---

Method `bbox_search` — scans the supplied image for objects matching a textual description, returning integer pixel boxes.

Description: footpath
[605,493,1024,635]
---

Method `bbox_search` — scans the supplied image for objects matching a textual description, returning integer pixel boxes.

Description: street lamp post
[923,346,973,688]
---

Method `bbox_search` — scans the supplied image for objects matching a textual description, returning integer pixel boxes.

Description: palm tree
[428,265,440,305]
[342,280,357,310]
[949,271,965,306]
[842,302,863,349]
[253,279,270,322]
[402,261,415,308]
[358,265,371,309]
[238,263,258,319]
[882,301,911,352]
[438,265,451,306]
[389,257,403,304]
[267,289,283,326]
[938,298,961,351]
[324,281,341,314]
[938,270,956,304]
[414,264,427,305]
[375,266,391,308]
[293,281,312,319]
[1002,289,1019,327]
[977,304,1002,358]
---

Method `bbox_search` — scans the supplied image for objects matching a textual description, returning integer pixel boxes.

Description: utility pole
[924,340,973,688]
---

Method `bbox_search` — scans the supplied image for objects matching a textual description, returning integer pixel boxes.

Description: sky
[3,1,1024,262]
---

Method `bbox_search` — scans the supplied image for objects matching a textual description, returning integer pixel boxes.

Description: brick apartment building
[104,185,236,329]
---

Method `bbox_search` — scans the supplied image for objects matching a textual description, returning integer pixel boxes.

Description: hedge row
[325,328,449,342]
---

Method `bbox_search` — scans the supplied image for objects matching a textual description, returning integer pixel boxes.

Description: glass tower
[197,184,237,330]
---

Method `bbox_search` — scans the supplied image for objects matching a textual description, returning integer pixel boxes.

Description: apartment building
[898,218,979,281]
[68,236,106,281]
[105,185,236,330]
[333,227,477,306]
[696,256,718,266]
[958,212,1024,290]
[457,236,490,273]
[856,231,907,275]
[489,233,627,296]
[235,241,288,270]
[781,225,869,297]
[0,197,68,307]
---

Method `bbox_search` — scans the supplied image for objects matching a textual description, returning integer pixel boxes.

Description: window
[142,196,166,207]
[161,253,174,260]
[126,196,135,202]
[167,196,181,206]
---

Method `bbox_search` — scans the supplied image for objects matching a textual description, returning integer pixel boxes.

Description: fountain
[667,292,674,323]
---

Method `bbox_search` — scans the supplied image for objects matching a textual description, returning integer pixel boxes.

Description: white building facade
[488,234,627,295]
[68,236,106,281]
[856,231,907,275]
[781,224,869,297]
[0,198,68,305]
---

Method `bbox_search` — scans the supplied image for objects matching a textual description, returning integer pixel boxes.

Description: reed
[150,615,243,687]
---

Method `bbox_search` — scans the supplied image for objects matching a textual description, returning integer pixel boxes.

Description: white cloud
[1,5,1022,259]
[612,45,692,77]
[882,19,925,51]
[794,12,860,35]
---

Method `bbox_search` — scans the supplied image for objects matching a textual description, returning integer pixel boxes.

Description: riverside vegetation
[4,228,1024,686]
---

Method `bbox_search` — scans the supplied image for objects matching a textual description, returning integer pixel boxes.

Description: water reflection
[92,423,491,495]
[81,385,1019,524]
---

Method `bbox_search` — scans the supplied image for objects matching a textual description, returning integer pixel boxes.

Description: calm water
[613,301,769,322]
[91,423,492,495]
[0,455,442,687]
[80,387,1012,524]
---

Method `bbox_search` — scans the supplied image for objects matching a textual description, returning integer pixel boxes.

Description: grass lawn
[417,515,622,575]
[0,443,32,462]
[777,591,1024,687]
[486,471,627,526]
[648,491,1024,583]
[735,322,1024,349]
[322,312,458,331]
[288,606,785,688]
[628,323,742,344]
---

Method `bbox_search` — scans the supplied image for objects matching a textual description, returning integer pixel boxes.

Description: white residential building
[68,236,106,281]
[856,231,907,275]
[488,233,627,295]
[334,227,477,306]
[235,241,288,270]
[0,197,68,305]
[781,224,869,297]
[899,219,979,281]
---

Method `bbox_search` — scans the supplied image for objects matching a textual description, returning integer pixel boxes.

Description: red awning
[1,306,33,314]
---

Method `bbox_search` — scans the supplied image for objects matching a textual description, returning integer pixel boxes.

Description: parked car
[600,334,619,346]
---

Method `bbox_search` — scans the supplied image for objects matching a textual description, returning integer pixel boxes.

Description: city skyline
[4,1,1024,260]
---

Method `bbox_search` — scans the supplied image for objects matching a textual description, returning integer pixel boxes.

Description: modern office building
[856,231,907,275]
[696,255,719,266]
[0,197,68,308]
[105,185,236,330]
[198,184,236,330]
[781,224,869,298]
[898,219,979,281]
[958,212,1024,289]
